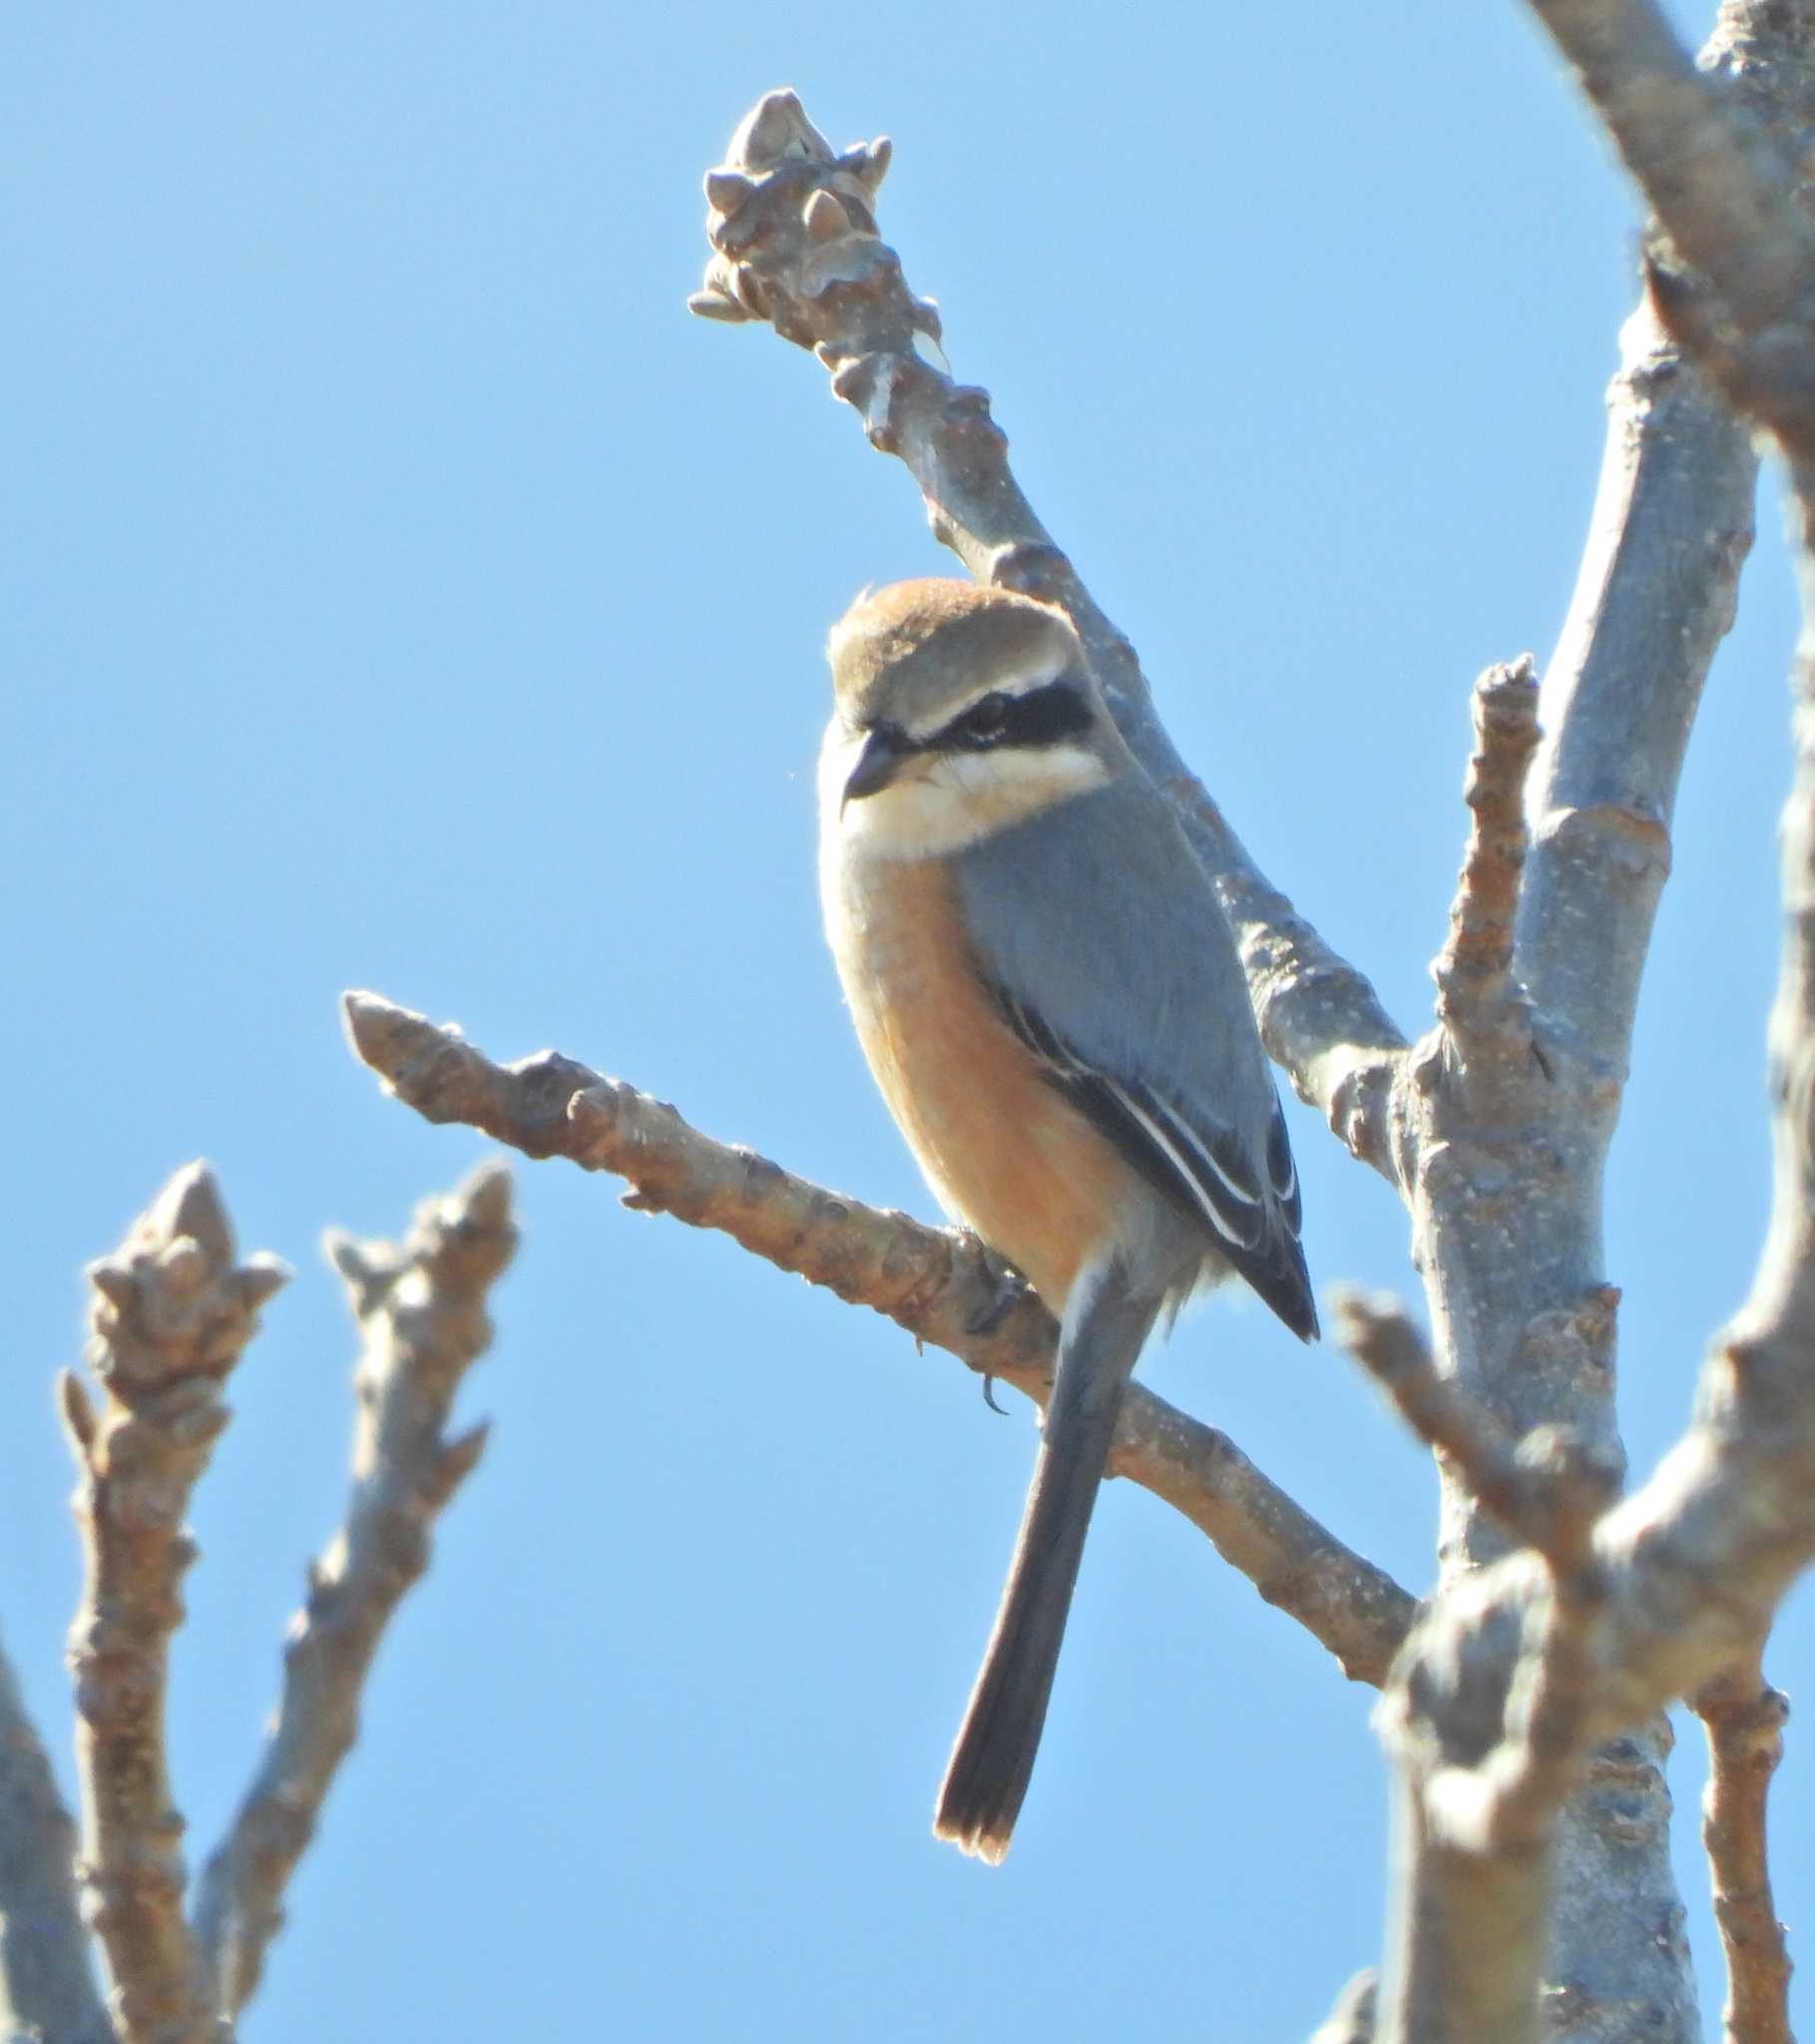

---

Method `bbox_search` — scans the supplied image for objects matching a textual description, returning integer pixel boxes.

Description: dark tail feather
[933,1259,1158,1862]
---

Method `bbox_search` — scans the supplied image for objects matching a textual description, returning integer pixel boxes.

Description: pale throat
[817,727,1112,859]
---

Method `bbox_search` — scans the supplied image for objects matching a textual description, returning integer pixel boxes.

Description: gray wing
[955,774,1316,1342]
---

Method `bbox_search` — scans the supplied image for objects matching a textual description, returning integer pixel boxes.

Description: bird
[816,578,1316,1863]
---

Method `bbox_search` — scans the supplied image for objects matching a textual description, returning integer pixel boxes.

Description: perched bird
[817,579,1315,1863]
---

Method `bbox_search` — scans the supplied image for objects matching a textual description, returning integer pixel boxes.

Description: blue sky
[4,4,1805,2038]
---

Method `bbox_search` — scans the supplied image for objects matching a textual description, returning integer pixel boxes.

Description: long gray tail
[933,1259,1160,1862]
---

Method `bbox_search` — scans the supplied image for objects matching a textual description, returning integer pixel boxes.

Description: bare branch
[1526,0,1815,459]
[1508,0,1815,1812]
[1514,290,1754,1088]
[691,89,1408,1174]
[1334,1291,1619,1543]
[66,1163,288,2044]
[1370,11,1811,2037]
[343,990,1416,1685]
[1385,476,1815,1857]
[1510,0,1804,1083]
[0,1635,111,2044]
[1422,1553,1606,1856]
[1372,598,1815,2035]
[1432,658,1541,1064]
[1513,0,1815,1731]
[1330,1290,1546,1548]
[194,1164,515,2021]
[1333,1290,1618,1855]
[1690,1649,1793,2044]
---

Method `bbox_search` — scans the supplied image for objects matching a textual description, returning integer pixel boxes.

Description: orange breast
[826,852,1133,1308]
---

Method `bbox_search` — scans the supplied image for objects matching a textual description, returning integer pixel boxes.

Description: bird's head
[820,579,1120,857]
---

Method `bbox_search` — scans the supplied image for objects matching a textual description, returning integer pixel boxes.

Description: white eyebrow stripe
[900,650,1074,742]
[989,649,1070,698]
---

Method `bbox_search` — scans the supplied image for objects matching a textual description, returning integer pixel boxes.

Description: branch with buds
[0,1165,514,2042]
[341,989,1416,1686]
[692,89,1409,1176]
[1431,658,1543,1073]
[65,1166,289,2044]
[193,1165,513,2020]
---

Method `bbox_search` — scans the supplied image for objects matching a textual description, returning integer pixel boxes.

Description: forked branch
[194,1165,515,2019]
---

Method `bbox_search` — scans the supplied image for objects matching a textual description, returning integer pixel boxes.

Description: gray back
[954,772,1275,1152]
[953,767,1316,1338]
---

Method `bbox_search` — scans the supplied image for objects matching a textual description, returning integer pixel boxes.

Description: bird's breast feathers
[821,849,1134,1306]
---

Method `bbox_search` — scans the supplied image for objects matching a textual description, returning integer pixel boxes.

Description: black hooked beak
[841,722,916,810]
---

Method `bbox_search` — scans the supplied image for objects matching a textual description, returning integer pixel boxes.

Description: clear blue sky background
[5,4,1808,2038]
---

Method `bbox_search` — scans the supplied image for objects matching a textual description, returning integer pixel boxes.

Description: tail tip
[932,1809,1012,1865]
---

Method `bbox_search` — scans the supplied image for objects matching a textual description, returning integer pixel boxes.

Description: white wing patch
[988,981,1318,1340]
[993,989,1265,1251]
[1107,1083,1264,1250]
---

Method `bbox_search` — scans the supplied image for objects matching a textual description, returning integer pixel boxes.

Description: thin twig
[1422,1551,1606,1855]
[1432,657,1541,1062]
[1691,1649,1794,2044]
[193,1164,515,2021]
[691,89,1408,1174]
[0,1635,111,2044]
[1329,1290,1542,1546]
[1331,1289,1618,1853]
[342,990,1417,1685]
[65,1163,288,2044]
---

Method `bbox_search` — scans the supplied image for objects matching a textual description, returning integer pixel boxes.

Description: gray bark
[0,1645,112,2044]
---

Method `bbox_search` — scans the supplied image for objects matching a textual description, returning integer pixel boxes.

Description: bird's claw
[964,1251,1024,1416]
[963,1252,1025,1338]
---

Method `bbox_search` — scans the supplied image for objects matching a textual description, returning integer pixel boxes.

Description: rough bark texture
[192,1164,514,2020]
[1377,282,1754,2043]
[64,1164,287,2044]
[1691,1649,1794,2044]
[342,992,1416,1686]
[0,1165,515,2042]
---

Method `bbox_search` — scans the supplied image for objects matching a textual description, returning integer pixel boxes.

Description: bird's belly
[825,852,1131,1308]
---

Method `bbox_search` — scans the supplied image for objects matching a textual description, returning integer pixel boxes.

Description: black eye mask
[932,681,1095,754]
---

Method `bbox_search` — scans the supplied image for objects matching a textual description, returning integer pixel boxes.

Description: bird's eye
[961,692,1011,744]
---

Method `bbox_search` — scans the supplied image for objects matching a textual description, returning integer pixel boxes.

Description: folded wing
[991,983,1317,1340]
[954,775,1317,1343]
